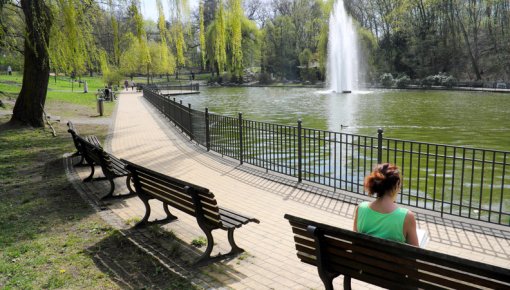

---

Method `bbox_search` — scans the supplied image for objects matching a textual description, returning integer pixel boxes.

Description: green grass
[0,74,199,288]
[191,236,208,248]
[0,73,116,117]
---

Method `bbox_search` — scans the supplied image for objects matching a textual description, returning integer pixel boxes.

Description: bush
[103,69,123,87]
[230,74,243,84]
[395,74,411,88]
[421,73,456,88]
[258,72,273,85]
[442,75,457,88]
[380,73,394,88]
[421,75,436,87]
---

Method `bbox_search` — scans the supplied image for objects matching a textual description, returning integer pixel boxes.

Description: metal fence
[143,88,510,226]
[145,83,199,96]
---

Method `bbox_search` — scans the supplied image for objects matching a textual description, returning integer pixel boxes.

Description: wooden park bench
[284,214,510,290]
[67,121,101,166]
[122,159,260,265]
[75,135,134,199]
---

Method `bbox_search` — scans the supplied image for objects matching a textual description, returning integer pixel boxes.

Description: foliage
[258,72,273,84]
[349,0,510,81]
[421,73,457,88]
[380,73,394,88]
[443,75,457,88]
[191,236,207,247]
[395,74,410,88]
[229,0,243,79]
[214,0,227,73]
[199,1,206,68]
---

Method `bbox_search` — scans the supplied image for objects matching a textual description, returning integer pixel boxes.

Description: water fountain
[327,0,360,93]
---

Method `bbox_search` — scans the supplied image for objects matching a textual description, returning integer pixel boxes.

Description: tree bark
[10,0,52,127]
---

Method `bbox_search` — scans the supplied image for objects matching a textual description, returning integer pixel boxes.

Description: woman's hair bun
[364,163,400,197]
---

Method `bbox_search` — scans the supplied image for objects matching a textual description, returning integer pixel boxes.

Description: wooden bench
[75,135,134,199]
[67,121,101,166]
[284,214,510,290]
[122,159,260,265]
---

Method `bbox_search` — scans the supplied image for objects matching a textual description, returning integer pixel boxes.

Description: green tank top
[356,201,408,243]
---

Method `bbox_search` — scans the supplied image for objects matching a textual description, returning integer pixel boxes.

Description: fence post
[377,128,384,164]
[188,103,193,140]
[179,100,183,130]
[239,112,243,165]
[298,119,302,182]
[205,108,210,151]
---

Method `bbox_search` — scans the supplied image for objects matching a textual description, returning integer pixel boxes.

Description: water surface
[176,87,510,151]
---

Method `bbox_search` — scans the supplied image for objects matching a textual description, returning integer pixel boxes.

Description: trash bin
[97,97,104,116]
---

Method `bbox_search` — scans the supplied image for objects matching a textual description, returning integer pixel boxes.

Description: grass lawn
[0,76,197,289]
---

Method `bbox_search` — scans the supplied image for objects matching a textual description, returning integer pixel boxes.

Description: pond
[176,87,510,151]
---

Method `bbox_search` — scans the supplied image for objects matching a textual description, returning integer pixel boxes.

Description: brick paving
[67,90,510,289]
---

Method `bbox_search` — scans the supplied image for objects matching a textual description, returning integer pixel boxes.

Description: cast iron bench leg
[135,194,151,227]
[227,228,244,255]
[195,227,215,265]
[126,175,135,194]
[163,203,178,220]
[83,163,95,182]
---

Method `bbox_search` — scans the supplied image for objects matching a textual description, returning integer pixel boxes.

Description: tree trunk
[10,0,52,127]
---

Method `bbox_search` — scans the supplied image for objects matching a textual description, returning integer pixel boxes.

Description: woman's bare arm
[404,210,419,246]
[353,206,359,232]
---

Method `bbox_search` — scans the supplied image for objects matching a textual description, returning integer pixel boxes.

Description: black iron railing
[143,88,510,226]
[145,83,199,96]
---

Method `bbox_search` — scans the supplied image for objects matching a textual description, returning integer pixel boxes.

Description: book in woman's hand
[417,229,429,248]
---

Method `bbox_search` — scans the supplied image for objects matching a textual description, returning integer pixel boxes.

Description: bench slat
[219,208,259,227]
[137,170,218,205]
[137,173,221,218]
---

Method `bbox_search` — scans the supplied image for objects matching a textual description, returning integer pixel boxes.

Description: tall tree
[10,0,53,127]
[199,0,206,69]
[229,0,243,79]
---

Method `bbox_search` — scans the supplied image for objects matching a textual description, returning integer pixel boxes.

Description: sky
[140,0,199,22]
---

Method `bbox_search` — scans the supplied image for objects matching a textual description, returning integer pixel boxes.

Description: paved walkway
[68,90,510,289]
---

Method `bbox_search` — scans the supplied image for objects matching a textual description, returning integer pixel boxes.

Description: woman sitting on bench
[353,163,419,246]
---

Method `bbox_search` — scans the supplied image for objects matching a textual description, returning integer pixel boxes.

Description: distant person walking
[104,86,110,100]
[7,66,12,75]
[124,80,129,91]
[131,80,136,91]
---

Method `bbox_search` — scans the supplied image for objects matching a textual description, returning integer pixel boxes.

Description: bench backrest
[123,160,222,228]
[284,214,510,289]
[76,135,120,175]
[67,121,81,147]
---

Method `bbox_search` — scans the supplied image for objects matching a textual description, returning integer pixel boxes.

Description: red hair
[364,163,401,197]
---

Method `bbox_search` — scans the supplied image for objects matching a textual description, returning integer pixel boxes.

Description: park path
[69,90,510,289]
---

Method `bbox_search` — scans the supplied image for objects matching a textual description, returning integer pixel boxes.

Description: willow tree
[0,0,102,127]
[199,0,206,69]
[110,5,120,66]
[214,0,227,74]
[49,0,98,81]
[168,0,189,68]
[229,0,243,79]
[155,0,175,79]
[128,0,151,83]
